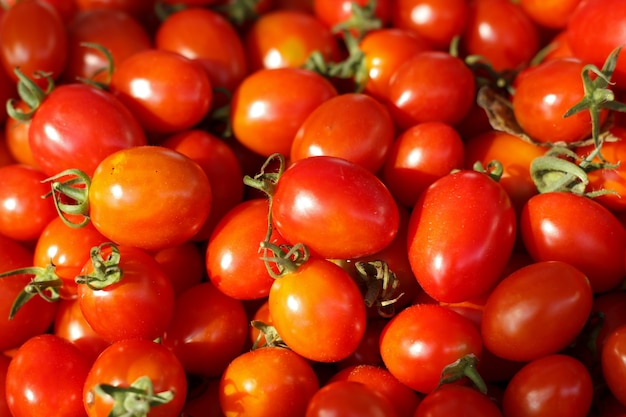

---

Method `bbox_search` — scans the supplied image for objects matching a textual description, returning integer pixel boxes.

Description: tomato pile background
[2,0,626,416]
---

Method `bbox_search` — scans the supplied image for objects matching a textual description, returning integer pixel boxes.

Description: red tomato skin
[415,384,503,417]
[519,0,582,29]
[520,191,626,293]
[603,325,626,408]
[0,354,11,417]
[305,380,398,417]
[481,261,593,362]
[6,334,91,417]
[272,155,400,260]
[407,170,516,303]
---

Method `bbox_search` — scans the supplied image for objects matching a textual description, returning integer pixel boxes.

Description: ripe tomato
[502,354,593,417]
[0,353,10,416]
[73,0,156,22]
[415,384,503,417]
[407,169,516,303]
[77,244,175,342]
[481,261,593,362]
[6,334,91,417]
[335,318,387,368]
[109,49,213,134]
[151,241,205,296]
[519,0,582,29]
[83,338,187,417]
[520,191,626,293]
[386,51,476,129]
[602,324,626,408]
[313,0,391,34]
[271,155,399,259]
[305,380,397,417]
[290,92,395,173]
[591,290,626,354]
[230,67,338,157]
[87,145,212,251]
[219,347,319,417]
[4,100,37,168]
[269,256,367,362]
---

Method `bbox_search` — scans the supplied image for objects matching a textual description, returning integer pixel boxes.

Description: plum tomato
[305,380,398,417]
[415,384,503,417]
[602,324,626,408]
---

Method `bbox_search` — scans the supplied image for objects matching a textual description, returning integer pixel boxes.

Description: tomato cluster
[2,0,626,416]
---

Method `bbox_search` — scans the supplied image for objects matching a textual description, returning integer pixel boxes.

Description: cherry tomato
[219,347,319,417]
[602,324,626,408]
[272,155,400,259]
[519,0,582,29]
[415,384,503,417]
[591,290,626,354]
[520,191,626,293]
[481,260,593,362]
[0,353,10,417]
[83,338,187,417]
[0,58,16,126]
[313,0,391,35]
[290,92,395,173]
[336,318,388,369]
[151,241,205,296]
[6,334,91,417]
[73,0,156,23]
[4,100,37,168]
[379,303,483,394]
[502,354,594,417]
[305,380,398,417]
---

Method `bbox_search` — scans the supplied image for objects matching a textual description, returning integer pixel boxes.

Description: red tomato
[591,291,626,354]
[379,303,483,394]
[0,0,67,83]
[230,67,338,157]
[109,49,213,134]
[290,93,395,173]
[336,318,388,369]
[407,169,516,303]
[382,121,465,208]
[0,59,16,126]
[386,51,476,129]
[6,334,91,417]
[481,261,593,362]
[219,347,319,417]
[271,155,399,259]
[603,324,626,408]
[0,353,10,417]
[87,145,212,251]
[502,354,593,417]
[391,0,468,50]
[269,256,367,362]
[161,282,249,378]
[182,377,225,417]
[415,384,503,417]
[83,338,187,417]
[305,380,398,417]
[77,244,175,342]
[313,0,391,35]
[29,83,147,177]
[151,241,205,296]
[4,100,37,168]
[73,0,156,22]
[519,0,581,29]
[520,191,626,293]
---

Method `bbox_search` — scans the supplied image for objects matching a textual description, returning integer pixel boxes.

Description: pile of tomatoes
[2,0,626,416]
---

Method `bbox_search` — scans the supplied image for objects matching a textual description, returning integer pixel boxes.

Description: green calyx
[75,242,124,290]
[354,260,403,318]
[0,263,63,320]
[42,169,92,228]
[93,376,174,417]
[331,0,382,39]
[6,68,54,122]
[438,353,487,395]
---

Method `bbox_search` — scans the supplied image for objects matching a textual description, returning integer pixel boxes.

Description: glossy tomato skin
[415,384,503,417]
[83,338,187,417]
[4,100,37,168]
[230,67,338,157]
[502,354,593,417]
[151,241,205,296]
[29,83,147,177]
[380,303,483,394]
[602,324,626,408]
[313,0,391,32]
[219,347,319,417]
[519,0,581,29]
[109,49,213,134]
[73,0,156,23]
[88,145,212,251]
[272,155,399,260]
[6,334,91,417]
[305,380,398,417]
[520,191,626,293]
[0,353,10,417]
[407,169,516,303]
[481,261,593,362]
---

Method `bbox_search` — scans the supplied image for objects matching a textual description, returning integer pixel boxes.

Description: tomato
[460,0,540,71]
[29,83,147,177]
[0,353,10,417]
[415,384,503,417]
[206,199,287,300]
[329,365,421,417]
[219,347,319,417]
[269,256,367,362]
[4,100,37,168]
[313,0,391,35]
[520,191,626,293]
[230,67,338,157]
[566,0,626,89]
[0,164,57,242]
[386,51,476,129]
[0,58,16,126]
[161,282,249,378]
[407,169,516,303]
[77,244,175,342]
[243,9,339,72]
[519,0,581,29]
[182,377,225,417]
[63,9,151,84]
[481,261,593,362]
[512,57,608,145]
[336,318,388,369]
[0,234,58,352]
[271,155,399,259]
[0,0,67,83]
[306,380,398,417]
[591,290,626,354]
[73,0,156,23]
[83,338,187,417]
[6,334,91,417]
[391,0,468,50]
[87,145,212,251]
[151,241,205,296]
[379,303,483,394]
[603,325,626,408]
[382,121,465,208]
[290,93,395,173]
[502,354,594,417]
[109,49,213,134]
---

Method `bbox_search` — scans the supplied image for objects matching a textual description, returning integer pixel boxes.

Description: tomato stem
[75,42,115,88]
[250,320,287,350]
[6,68,54,122]
[75,242,124,290]
[0,263,63,319]
[354,260,403,318]
[472,160,504,182]
[331,0,382,40]
[42,169,91,228]
[259,241,309,279]
[438,353,487,395]
[212,0,261,26]
[91,376,174,417]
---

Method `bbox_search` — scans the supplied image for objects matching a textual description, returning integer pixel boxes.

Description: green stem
[75,243,124,290]
[93,376,174,417]
[41,169,91,228]
[0,264,63,319]
[438,354,487,394]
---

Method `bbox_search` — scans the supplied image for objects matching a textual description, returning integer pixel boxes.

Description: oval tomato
[415,384,503,417]
[305,380,397,417]
[602,324,626,408]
